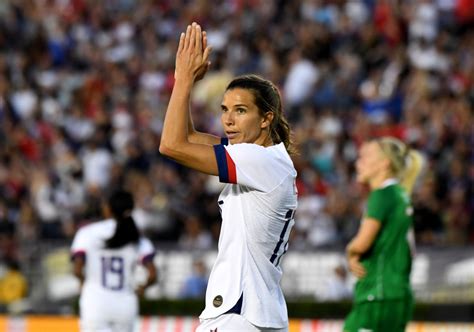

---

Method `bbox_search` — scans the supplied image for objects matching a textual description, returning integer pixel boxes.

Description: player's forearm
[187,107,196,137]
[73,258,85,285]
[136,263,157,296]
[187,109,207,144]
[160,78,193,155]
[346,218,380,256]
[73,270,85,285]
[346,239,364,257]
[187,108,221,145]
[145,265,157,288]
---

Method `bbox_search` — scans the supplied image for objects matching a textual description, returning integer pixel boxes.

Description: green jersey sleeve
[365,189,391,224]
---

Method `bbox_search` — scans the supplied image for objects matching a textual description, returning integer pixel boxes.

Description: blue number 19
[101,256,124,290]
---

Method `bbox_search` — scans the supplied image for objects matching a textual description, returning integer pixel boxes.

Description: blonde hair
[376,137,424,195]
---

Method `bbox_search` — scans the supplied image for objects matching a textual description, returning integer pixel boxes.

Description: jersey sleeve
[213,142,289,192]
[365,190,391,224]
[138,238,155,264]
[70,228,89,260]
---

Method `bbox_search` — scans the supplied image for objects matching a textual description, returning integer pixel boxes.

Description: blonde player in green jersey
[344,137,424,332]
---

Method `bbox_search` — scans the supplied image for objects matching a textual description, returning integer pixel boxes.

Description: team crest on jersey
[213,295,223,307]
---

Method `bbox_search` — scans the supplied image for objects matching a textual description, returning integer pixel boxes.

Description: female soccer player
[160,23,297,331]
[344,137,424,332]
[71,190,156,332]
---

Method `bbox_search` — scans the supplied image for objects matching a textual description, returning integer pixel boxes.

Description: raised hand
[175,22,212,83]
[194,30,211,82]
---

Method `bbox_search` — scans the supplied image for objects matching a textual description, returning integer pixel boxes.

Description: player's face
[220,88,269,145]
[355,142,388,184]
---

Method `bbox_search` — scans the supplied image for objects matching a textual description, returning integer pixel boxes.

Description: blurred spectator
[284,48,319,108]
[296,194,339,248]
[413,176,444,245]
[31,169,63,239]
[80,134,114,191]
[0,260,28,306]
[178,215,213,251]
[0,222,16,263]
[319,264,352,301]
[0,0,470,270]
[180,259,208,299]
[444,184,470,245]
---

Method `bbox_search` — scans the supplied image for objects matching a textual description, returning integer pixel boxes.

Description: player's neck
[255,131,274,147]
[369,173,394,190]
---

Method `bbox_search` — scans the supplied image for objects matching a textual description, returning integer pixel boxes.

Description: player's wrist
[174,74,195,86]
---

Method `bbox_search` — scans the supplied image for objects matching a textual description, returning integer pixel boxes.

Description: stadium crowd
[0,0,473,271]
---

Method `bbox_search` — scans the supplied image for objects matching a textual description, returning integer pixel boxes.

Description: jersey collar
[380,178,398,188]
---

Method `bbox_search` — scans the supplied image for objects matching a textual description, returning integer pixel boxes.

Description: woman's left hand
[135,285,146,297]
[348,256,367,279]
[174,22,212,83]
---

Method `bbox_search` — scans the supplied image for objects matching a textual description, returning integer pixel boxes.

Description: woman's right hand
[174,22,212,83]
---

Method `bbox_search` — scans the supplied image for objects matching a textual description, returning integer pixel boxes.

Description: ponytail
[271,109,297,156]
[377,137,424,195]
[400,150,424,195]
[105,190,140,249]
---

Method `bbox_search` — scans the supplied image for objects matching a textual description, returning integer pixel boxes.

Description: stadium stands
[0,0,472,317]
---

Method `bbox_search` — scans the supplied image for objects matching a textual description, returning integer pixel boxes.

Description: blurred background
[0,0,473,326]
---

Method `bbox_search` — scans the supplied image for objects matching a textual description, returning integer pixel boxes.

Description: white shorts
[79,289,138,332]
[196,314,288,332]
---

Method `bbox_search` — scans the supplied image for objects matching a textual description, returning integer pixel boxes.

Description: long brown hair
[105,190,140,249]
[226,74,296,155]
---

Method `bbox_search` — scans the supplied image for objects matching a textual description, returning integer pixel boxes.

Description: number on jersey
[270,209,295,267]
[101,256,124,290]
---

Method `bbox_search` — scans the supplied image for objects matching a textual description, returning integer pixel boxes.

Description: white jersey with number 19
[200,140,297,329]
[71,220,155,327]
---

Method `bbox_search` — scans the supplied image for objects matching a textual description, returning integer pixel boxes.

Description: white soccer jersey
[71,219,155,329]
[200,140,297,329]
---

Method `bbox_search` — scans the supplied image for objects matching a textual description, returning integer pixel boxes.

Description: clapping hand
[175,22,212,83]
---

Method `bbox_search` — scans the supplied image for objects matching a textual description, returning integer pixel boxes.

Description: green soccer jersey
[354,180,415,303]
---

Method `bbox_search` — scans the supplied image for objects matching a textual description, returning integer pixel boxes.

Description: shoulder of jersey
[234,142,288,158]
[78,219,115,235]
[230,142,267,151]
